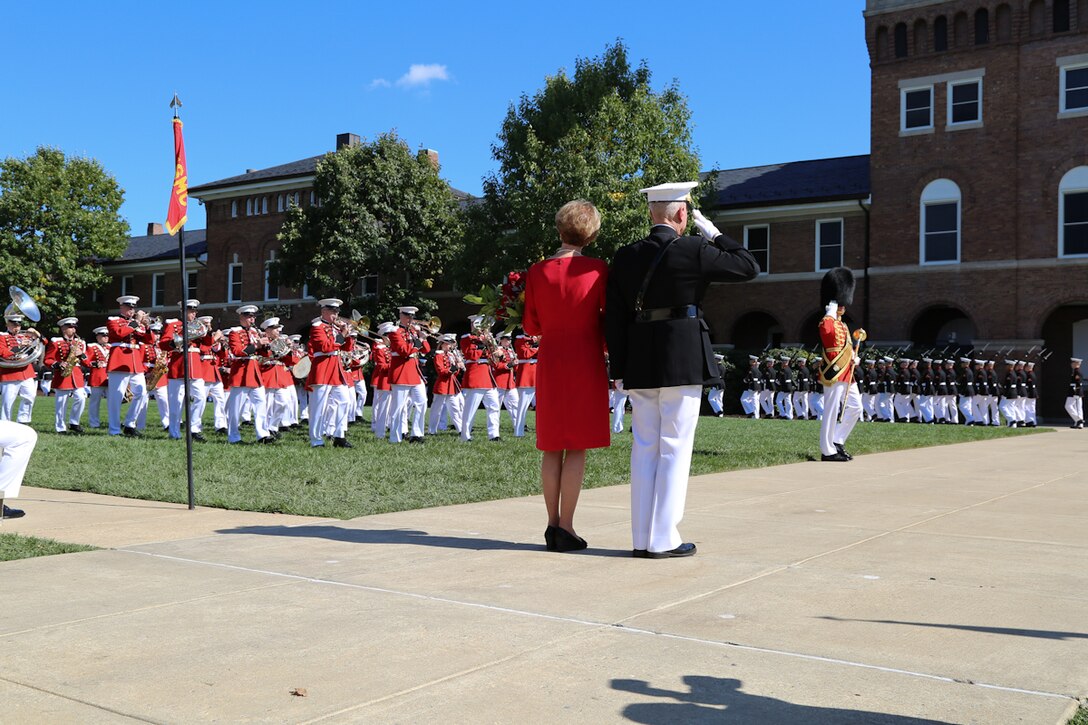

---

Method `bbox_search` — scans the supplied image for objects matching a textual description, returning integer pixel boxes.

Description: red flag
[166,117,188,236]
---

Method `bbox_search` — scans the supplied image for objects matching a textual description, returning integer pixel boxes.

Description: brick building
[702,0,1088,419]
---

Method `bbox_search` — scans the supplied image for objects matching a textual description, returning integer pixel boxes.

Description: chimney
[420,148,439,170]
[336,133,361,150]
[147,222,165,235]
[245,168,257,174]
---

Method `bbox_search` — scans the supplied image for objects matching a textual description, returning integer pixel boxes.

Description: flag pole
[169,93,196,510]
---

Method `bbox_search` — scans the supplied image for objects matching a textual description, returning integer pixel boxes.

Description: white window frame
[947,78,983,128]
[1059,166,1088,258]
[264,251,279,301]
[1059,60,1088,116]
[743,224,770,275]
[245,198,253,216]
[121,275,133,297]
[360,273,379,298]
[919,179,962,266]
[261,197,268,215]
[277,194,284,212]
[901,85,934,133]
[186,271,198,301]
[151,273,165,308]
[814,218,844,272]
[231,200,238,218]
[302,283,313,299]
[228,263,243,303]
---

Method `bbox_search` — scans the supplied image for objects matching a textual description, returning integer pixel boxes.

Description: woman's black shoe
[555,527,587,552]
[544,525,559,552]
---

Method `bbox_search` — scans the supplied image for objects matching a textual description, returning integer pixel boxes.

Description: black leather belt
[634,305,700,323]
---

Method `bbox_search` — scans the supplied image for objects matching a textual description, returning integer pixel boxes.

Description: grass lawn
[0,532,95,562]
[19,396,1043,519]
[1071,706,1088,725]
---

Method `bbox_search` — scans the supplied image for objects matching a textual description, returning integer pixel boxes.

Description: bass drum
[291,356,312,379]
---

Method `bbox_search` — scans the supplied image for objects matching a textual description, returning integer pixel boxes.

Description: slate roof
[705,154,870,210]
[189,155,474,201]
[116,229,207,262]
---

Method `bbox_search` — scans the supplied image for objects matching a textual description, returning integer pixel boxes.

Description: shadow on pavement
[612,675,954,724]
[216,524,633,557]
[819,616,1088,641]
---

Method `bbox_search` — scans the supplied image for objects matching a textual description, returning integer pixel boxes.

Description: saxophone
[57,336,85,378]
[145,349,169,389]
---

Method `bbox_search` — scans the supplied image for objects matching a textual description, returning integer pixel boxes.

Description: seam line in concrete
[117,549,1078,705]
[0,674,160,723]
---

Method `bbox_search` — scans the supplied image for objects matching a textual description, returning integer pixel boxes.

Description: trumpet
[349,313,389,343]
[413,315,442,341]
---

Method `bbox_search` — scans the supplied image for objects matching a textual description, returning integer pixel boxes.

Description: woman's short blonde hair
[555,200,601,247]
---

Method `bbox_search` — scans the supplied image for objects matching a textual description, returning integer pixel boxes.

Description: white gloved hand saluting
[691,209,721,240]
[824,302,838,318]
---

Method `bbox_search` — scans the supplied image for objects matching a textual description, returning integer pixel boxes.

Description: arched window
[1059,166,1088,257]
[975,8,990,44]
[996,4,1012,40]
[920,179,961,264]
[934,16,949,51]
[1055,0,1071,31]
[953,12,970,46]
[876,26,890,61]
[1080,0,1088,30]
[913,19,928,55]
[1029,0,1047,34]
[894,22,908,57]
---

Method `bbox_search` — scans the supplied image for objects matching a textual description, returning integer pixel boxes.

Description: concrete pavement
[0,428,1085,723]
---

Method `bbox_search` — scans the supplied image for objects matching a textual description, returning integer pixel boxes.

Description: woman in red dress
[522,200,610,552]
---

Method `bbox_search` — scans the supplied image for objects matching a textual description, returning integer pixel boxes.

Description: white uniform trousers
[893,394,914,422]
[629,385,701,553]
[166,378,206,438]
[999,397,1020,425]
[86,385,106,428]
[708,387,724,416]
[1024,398,1036,425]
[810,391,825,421]
[499,387,519,427]
[791,391,808,420]
[390,383,427,442]
[39,376,51,396]
[986,395,998,425]
[107,371,146,435]
[295,384,309,421]
[227,386,268,443]
[141,386,169,430]
[207,381,227,430]
[1015,396,1026,423]
[877,392,893,421]
[371,389,391,438]
[353,379,368,420]
[281,385,299,427]
[53,388,86,432]
[265,387,294,432]
[758,389,774,417]
[972,395,989,425]
[943,395,959,424]
[1065,395,1084,424]
[514,387,535,436]
[0,378,37,423]
[958,395,974,424]
[775,392,793,419]
[820,381,862,456]
[933,395,947,422]
[308,383,349,446]
[739,390,758,417]
[429,393,463,434]
[0,421,37,500]
[611,384,629,433]
[918,395,934,423]
[461,388,500,441]
[345,385,357,423]
[860,393,875,421]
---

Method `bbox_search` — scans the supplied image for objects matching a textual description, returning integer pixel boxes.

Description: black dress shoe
[834,443,853,460]
[489,436,501,442]
[257,436,276,444]
[644,543,696,559]
[215,428,227,435]
[69,424,83,434]
[409,436,424,444]
[191,432,207,442]
[554,527,587,552]
[632,549,649,558]
[1,505,25,519]
[821,452,849,462]
[544,526,559,552]
[332,437,353,448]
[122,426,143,438]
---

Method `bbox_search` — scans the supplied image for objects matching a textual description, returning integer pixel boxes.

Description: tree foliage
[452,40,704,290]
[275,132,463,322]
[0,147,129,320]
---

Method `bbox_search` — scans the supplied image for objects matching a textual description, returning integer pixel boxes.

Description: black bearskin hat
[820,267,855,307]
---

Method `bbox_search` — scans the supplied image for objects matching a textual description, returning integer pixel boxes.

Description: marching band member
[0,311,41,423]
[84,326,110,428]
[739,355,761,418]
[0,418,37,519]
[44,317,87,434]
[159,300,213,441]
[196,315,228,434]
[817,267,862,462]
[140,320,170,431]
[350,341,370,424]
[388,306,430,444]
[460,314,502,442]
[306,298,354,448]
[493,331,519,428]
[289,334,306,427]
[513,333,538,437]
[258,317,298,438]
[226,305,273,444]
[370,322,395,438]
[428,333,462,434]
[106,295,155,436]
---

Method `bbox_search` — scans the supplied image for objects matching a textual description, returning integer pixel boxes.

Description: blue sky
[0,0,870,233]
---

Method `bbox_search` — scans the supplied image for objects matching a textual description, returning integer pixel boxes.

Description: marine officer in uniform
[605,181,759,559]
[817,267,863,462]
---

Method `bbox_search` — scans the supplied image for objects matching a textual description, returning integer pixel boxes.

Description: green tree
[452,40,704,290]
[275,132,463,322]
[0,147,130,320]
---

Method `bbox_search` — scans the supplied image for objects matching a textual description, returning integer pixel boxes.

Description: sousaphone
[0,287,45,368]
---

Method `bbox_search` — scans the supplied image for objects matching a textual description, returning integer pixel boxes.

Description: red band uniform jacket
[306,319,353,387]
[159,320,214,380]
[106,316,155,374]
[370,343,391,391]
[0,332,37,382]
[460,334,496,389]
[227,326,266,388]
[432,350,459,395]
[514,336,538,388]
[818,315,854,386]
[84,342,110,387]
[388,325,430,386]
[44,337,86,389]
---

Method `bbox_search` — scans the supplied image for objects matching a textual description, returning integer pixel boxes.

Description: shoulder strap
[634,234,680,313]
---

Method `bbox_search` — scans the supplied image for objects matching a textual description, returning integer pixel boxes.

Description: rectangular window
[923,202,960,263]
[1062,191,1088,256]
[121,275,133,297]
[302,283,313,299]
[152,273,165,307]
[1061,65,1088,113]
[744,225,770,274]
[361,274,379,298]
[816,219,843,271]
[902,87,933,131]
[187,271,198,301]
[264,262,279,301]
[228,264,243,303]
[948,79,982,125]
